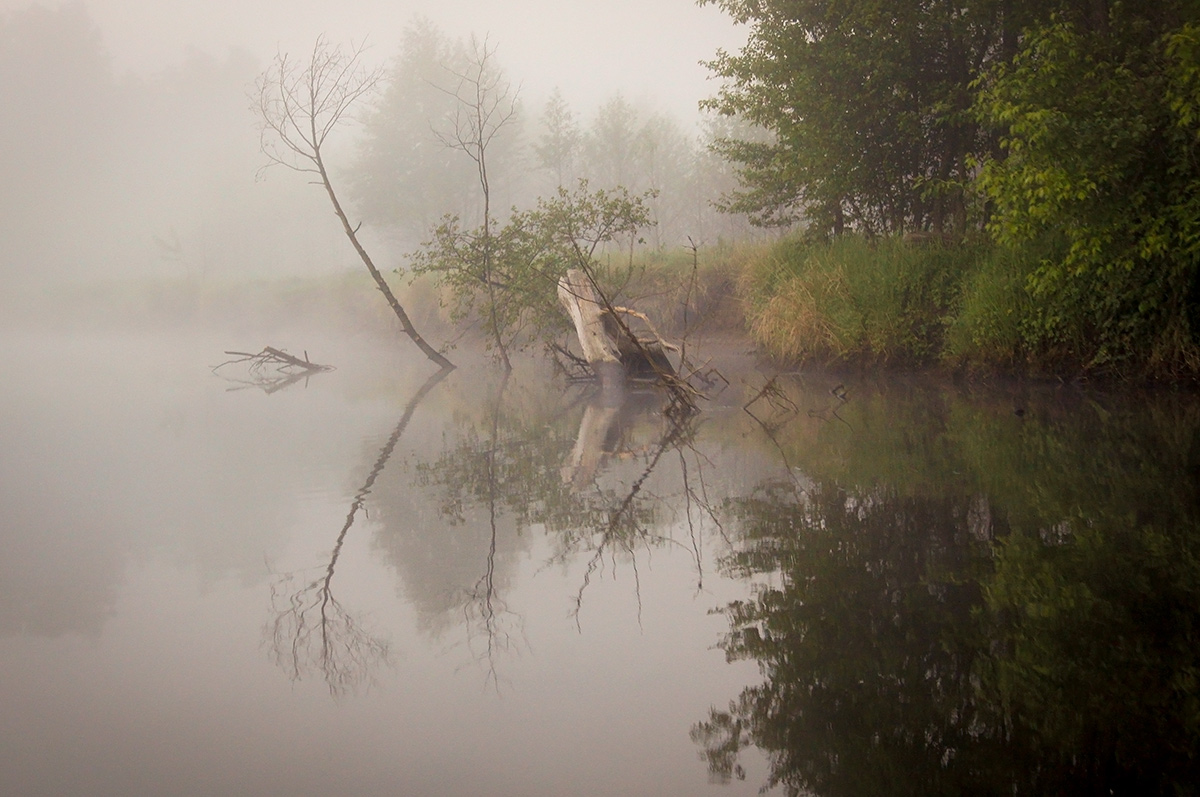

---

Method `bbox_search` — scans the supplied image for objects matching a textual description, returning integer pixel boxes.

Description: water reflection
[695,379,1200,795]
[413,378,717,625]
[266,368,450,694]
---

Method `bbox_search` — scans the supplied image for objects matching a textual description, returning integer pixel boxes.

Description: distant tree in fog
[635,113,693,248]
[254,37,453,369]
[347,21,762,256]
[348,18,473,240]
[583,94,641,191]
[534,88,581,189]
[574,96,764,247]
[348,18,525,245]
[689,113,776,244]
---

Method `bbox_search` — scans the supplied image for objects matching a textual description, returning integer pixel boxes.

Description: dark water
[1,331,1198,795]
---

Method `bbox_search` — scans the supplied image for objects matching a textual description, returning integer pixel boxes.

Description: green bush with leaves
[974,12,1200,375]
[409,181,654,361]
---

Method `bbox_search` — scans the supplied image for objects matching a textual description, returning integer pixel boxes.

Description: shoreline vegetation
[13,233,1200,384]
[694,3,1200,384]
[740,234,1200,382]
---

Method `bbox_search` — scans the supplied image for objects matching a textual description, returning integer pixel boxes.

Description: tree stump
[556,268,677,390]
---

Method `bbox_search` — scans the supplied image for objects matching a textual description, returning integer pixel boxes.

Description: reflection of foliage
[414,381,713,626]
[980,521,1200,792]
[555,412,699,622]
[697,381,1200,795]
[696,484,1000,796]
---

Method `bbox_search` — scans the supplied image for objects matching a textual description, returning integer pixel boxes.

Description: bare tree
[254,36,453,370]
[433,36,521,369]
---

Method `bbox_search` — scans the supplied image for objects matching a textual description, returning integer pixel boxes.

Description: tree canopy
[702,0,1198,237]
[700,0,1009,236]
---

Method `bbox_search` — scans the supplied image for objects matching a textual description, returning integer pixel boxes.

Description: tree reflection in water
[448,372,526,689]
[266,368,450,696]
[695,382,1200,795]
[413,376,717,657]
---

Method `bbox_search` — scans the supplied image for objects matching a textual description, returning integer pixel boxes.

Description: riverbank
[2,253,752,351]
[734,234,1200,382]
[14,234,1200,384]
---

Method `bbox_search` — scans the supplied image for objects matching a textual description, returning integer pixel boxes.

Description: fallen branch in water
[215,346,334,373]
[212,347,335,393]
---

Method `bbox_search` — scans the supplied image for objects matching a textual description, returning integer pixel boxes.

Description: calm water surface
[2,331,1198,795]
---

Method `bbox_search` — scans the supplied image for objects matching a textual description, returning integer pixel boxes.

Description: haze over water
[2,321,1198,794]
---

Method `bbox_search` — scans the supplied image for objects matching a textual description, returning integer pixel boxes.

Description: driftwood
[212,347,334,393]
[556,269,678,390]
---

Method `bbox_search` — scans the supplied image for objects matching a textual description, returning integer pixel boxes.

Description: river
[1,329,1197,795]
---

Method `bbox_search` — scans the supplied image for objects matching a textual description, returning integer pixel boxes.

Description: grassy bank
[736,234,1200,380]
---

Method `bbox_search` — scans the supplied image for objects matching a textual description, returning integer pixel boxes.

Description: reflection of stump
[557,268,677,390]
[560,402,622,491]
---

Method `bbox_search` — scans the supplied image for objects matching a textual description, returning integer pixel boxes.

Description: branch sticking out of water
[212,346,334,393]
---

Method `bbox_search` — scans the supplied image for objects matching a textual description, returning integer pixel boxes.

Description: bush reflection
[696,380,1200,795]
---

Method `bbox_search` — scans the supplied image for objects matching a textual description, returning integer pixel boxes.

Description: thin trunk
[314,149,454,370]
[477,129,510,371]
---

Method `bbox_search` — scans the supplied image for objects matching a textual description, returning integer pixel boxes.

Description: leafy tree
[700,0,1001,237]
[974,4,1200,372]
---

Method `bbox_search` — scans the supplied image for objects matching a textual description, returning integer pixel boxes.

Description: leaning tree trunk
[557,269,624,390]
[316,156,454,371]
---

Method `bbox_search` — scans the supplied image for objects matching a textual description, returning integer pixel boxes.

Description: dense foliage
[707,0,1200,377]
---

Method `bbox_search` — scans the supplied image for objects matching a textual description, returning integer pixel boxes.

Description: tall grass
[742,235,971,365]
[942,244,1037,370]
[598,241,757,336]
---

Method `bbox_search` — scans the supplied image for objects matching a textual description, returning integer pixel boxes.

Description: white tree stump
[557,268,677,390]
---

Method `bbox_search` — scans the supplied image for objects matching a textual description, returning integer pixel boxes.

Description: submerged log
[556,268,678,389]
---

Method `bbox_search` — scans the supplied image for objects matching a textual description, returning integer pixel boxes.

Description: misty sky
[16,0,745,121]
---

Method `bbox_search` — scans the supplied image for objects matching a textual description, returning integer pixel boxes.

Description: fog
[83,0,740,123]
[0,0,750,309]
